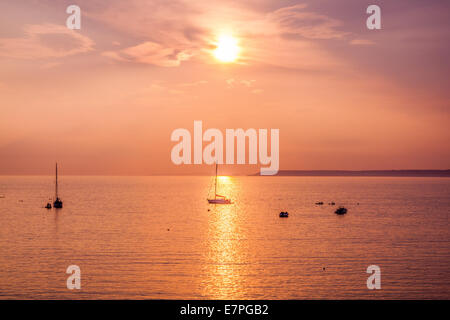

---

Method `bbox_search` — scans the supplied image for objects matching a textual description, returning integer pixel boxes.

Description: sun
[213,35,240,63]
[218,176,230,182]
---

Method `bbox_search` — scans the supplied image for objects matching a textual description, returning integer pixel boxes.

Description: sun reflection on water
[202,177,250,299]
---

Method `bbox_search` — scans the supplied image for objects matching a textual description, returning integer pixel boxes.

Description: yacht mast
[55,162,58,199]
[214,162,218,199]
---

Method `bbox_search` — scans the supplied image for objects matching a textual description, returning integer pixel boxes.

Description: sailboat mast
[55,163,58,199]
[214,162,218,199]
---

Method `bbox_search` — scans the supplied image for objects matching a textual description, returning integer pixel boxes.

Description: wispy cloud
[268,4,348,40]
[85,1,348,69]
[226,78,263,94]
[179,80,208,87]
[226,78,256,88]
[0,24,94,59]
[40,61,63,69]
[102,41,192,67]
[350,39,376,46]
[87,0,208,66]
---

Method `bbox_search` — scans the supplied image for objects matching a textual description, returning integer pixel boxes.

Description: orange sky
[0,0,449,175]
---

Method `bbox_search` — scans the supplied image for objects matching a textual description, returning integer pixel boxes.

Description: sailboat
[53,163,63,208]
[207,163,231,204]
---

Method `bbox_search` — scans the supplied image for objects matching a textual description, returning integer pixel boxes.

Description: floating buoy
[335,207,347,215]
[45,203,52,209]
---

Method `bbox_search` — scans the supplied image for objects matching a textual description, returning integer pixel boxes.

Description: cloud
[268,4,348,40]
[102,41,192,67]
[40,61,62,69]
[81,0,349,68]
[226,78,256,88]
[226,78,236,87]
[240,79,257,87]
[0,24,94,59]
[87,0,208,66]
[226,78,263,94]
[350,39,376,46]
[180,80,208,87]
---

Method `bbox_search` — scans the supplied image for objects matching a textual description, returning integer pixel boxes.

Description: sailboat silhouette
[207,163,231,204]
[53,163,63,208]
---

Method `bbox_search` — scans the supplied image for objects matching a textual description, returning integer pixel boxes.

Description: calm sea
[0,176,449,299]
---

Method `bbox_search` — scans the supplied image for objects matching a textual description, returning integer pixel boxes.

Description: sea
[0,176,448,299]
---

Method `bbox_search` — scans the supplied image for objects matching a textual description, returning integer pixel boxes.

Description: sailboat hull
[208,199,232,204]
[53,198,63,208]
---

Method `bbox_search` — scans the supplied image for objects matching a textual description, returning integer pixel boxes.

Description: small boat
[279,211,289,218]
[53,163,63,208]
[208,196,232,204]
[315,201,324,205]
[45,203,52,209]
[329,202,335,206]
[335,207,347,215]
[207,163,231,204]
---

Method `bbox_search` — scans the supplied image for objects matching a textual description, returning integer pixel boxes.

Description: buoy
[335,207,347,215]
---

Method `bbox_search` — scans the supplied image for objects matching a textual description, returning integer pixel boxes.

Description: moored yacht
[207,163,231,204]
[53,163,63,208]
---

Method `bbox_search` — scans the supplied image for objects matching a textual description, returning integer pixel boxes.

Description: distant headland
[251,170,450,177]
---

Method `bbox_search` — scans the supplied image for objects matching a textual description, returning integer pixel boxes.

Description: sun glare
[214,35,240,63]
[218,176,230,182]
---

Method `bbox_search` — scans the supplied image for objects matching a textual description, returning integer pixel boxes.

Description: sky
[0,0,449,175]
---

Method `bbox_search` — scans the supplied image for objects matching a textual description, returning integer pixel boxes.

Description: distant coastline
[251,170,450,177]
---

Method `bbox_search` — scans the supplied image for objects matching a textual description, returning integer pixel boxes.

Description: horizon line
[1,169,450,177]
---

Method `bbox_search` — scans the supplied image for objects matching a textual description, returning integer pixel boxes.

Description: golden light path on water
[202,176,248,299]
